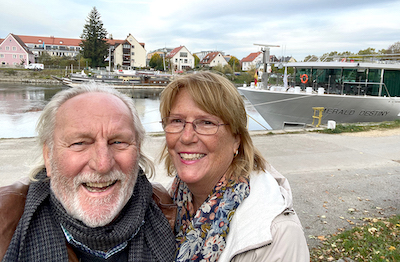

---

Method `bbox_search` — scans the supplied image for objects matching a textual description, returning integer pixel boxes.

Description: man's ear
[43,144,52,177]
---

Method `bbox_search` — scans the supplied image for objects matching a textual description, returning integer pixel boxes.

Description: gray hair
[30,84,155,179]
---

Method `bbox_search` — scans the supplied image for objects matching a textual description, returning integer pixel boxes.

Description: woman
[159,72,309,261]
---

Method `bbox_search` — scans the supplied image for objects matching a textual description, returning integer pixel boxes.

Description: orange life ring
[300,74,308,83]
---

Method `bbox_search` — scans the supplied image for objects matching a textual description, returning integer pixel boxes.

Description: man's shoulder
[0,178,30,259]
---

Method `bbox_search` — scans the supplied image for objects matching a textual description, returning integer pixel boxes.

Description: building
[0,33,35,67]
[240,52,263,71]
[0,33,146,69]
[108,33,146,69]
[199,52,228,68]
[18,35,82,60]
[166,46,194,71]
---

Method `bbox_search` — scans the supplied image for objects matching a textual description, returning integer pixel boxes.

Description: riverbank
[0,67,62,84]
[1,129,399,249]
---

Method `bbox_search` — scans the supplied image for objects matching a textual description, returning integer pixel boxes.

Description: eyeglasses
[161,117,229,135]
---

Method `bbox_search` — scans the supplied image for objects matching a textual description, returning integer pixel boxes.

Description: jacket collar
[219,168,292,261]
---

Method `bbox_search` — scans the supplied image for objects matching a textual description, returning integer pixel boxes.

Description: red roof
[241,52,262,63]
[167,46,184,58]
[17,35,82,46]
[200,52,220,64]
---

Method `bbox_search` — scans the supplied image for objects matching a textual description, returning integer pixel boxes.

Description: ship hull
[239,87,400,130]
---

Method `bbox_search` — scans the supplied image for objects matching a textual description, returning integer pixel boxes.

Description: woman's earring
[234,150,239,157]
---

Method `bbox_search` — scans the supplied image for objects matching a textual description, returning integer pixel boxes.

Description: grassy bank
[314,120,400,134]
[310,215,400,261]
[0,67,65,80]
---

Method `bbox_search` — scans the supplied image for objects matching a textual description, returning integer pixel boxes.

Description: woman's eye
[171,118,183,123]
[201,120,217,125]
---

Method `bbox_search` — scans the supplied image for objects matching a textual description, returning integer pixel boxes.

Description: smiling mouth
[83,180,118,193]
[179,153,205,161]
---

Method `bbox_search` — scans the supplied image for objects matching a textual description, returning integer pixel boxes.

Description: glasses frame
[161,117,229,135]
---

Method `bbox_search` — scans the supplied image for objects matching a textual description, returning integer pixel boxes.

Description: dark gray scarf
[3,170,175,262]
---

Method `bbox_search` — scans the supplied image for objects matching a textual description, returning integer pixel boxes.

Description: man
[0,85,176,261]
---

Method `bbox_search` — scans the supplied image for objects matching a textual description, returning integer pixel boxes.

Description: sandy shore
[1,129,399,248]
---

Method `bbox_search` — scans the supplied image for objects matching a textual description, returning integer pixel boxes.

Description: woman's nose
[179,122,198,143]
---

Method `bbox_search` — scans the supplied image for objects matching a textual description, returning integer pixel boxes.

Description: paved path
[1,129,399,248]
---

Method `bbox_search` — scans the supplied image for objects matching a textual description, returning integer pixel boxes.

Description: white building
[167,46,194,71]
[199,52,228,68]
[109,33,146,69]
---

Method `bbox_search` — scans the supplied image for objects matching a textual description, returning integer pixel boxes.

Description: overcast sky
[2,0,400,61]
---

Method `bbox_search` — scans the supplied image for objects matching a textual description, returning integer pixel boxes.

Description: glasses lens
[163,117,184,133]
[193,119,219,135]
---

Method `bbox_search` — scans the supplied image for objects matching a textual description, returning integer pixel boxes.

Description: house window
[175,58,178,62]
[6,46,10,51]
[180,52,187,57]
[20,55,24,59]
[13,55,17,59]
[123,44,130,48]
[131,52,135,55]
[184,59,187,63]
[13,46,17,51]
[0,54,4,58]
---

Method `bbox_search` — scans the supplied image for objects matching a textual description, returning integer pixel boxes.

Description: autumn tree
[193,54,200,67]
[149,53,164,70]
[228,56,240,71]
[80,7,109,67]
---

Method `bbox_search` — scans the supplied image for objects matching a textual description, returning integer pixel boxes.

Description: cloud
[1,0,400,61]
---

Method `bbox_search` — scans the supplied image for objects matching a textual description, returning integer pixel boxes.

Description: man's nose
[89,142,115,174]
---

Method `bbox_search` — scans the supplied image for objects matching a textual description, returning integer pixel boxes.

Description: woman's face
[165,88,240,192]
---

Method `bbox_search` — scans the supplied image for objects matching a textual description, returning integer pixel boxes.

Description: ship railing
[341,81,390,97]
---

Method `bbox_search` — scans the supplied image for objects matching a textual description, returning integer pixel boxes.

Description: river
[0,82,269,138]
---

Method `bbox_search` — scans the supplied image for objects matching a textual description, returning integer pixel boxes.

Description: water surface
[0,83,269,138]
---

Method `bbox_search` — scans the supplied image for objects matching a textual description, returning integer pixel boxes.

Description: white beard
[49,162,138,228]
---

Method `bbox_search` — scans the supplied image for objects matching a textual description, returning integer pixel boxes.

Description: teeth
[84,180,117,192]
[179,153,205,161]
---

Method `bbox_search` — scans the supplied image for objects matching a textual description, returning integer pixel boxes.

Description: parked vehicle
[25,63,44,70]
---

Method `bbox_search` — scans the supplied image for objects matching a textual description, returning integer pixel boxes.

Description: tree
[149,53,163,70]
[228,56,240,71]
[385,41,400,54]
[38,52,52,65]
[357,48,377,55]
[304,55,319,62]
[80,7,109,67]
[193,54,200,67]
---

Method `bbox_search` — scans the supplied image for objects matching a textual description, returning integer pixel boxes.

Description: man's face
[44,92,139,227]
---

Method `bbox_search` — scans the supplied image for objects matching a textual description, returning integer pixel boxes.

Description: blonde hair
[30,84,155,179]
[159,71,266,180]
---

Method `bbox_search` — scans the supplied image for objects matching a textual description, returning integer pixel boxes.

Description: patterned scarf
[3,170,176,262]
[171,174,250,262]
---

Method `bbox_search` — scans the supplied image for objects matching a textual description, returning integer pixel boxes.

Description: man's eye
[111,141,129,148]
[71,142,84,146]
